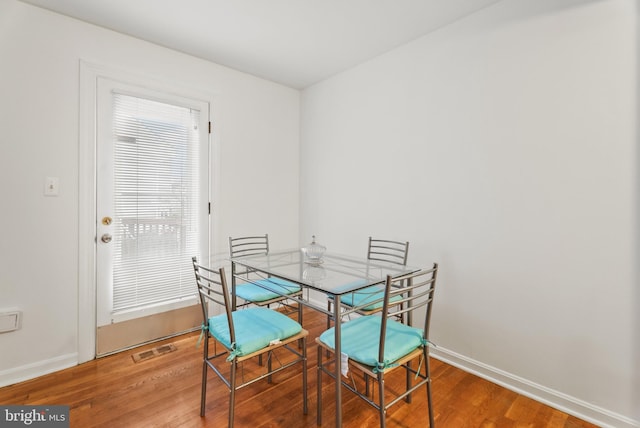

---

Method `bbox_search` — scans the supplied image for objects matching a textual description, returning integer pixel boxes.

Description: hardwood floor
[0,308,598,427]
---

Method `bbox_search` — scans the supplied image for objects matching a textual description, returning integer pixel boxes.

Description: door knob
[101,234,112,243]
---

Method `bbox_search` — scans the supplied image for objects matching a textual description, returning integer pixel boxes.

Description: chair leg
[405,360,412,403]
[427,378,434,428]
[229,359,237,427]
[425,353,434,428]
[200,359,208,417]
[200,335,209,417]
[316,345,323,425]
[298,301,304,325]
[378,373,386,428]
[302,337,308,415]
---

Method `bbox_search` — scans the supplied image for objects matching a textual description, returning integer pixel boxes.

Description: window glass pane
[112,93,201,312]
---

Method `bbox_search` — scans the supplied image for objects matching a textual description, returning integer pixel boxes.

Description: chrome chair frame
[229,234,303,321]
[316,264,438,428]
[327,237,409,327]
[366,236,410,266]
[192,257,308,426]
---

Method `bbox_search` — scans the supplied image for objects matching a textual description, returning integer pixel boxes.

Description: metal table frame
[229,249,420,427]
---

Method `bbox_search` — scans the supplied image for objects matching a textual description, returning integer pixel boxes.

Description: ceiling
[20,0,501,89]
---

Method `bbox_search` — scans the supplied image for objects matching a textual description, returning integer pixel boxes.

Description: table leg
[333,295,342,427]
[230,262,237,311]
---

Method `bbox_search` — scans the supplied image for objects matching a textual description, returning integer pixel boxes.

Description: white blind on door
[111,93,202,313]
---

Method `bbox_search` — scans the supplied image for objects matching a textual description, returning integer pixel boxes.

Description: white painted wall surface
[0,0,299,384]
[300,0,638,426]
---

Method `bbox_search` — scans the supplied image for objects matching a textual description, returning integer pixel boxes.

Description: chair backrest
[229,234,269,258]
[230,235,270,278]
[192,257,235,345]
[367,237,409,266]
[378,264,438,363]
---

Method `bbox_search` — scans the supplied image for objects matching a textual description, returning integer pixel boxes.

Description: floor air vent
[132,343,177,363]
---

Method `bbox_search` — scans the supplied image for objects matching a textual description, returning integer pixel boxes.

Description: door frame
[78,61,218,362]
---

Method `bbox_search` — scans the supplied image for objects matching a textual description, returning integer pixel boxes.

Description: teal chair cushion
[235,277,301,302]
[340,285,403,310]
[318,315,424,369]
[209,307,302,359]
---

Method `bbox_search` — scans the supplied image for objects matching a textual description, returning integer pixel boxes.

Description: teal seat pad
[235,277,301,302]
[319,315,424,368]
[209,307,302,358]
[340,285,403,310]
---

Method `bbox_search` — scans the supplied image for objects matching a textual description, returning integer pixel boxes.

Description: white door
[95,78,210,356]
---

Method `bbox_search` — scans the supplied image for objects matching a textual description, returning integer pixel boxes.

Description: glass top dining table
[229,249,421,427]
[231,249,418,296]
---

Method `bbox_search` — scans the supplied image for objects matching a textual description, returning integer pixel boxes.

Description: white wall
[300,0,638,426]
[0,0,299,384]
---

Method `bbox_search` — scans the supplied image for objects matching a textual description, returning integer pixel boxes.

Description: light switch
[44,176,59,196]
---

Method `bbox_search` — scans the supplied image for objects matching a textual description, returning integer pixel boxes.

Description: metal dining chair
[327,237,409,327]
[316,263,438,428]
[229,234,303,323]
[192,257,308,426]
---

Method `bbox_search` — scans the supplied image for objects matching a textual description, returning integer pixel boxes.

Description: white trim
[430,346,640,428]
[0,353,78,388]
[78,60,217,363]
[78,60,98,363]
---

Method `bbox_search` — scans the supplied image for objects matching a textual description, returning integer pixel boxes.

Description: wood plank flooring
[0,308,598,427]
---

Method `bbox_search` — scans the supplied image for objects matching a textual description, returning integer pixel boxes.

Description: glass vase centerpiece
[301,235,326,265]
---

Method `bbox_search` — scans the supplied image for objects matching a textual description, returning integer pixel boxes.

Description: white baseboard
[0,353,78,388]
[430,346,639,428]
